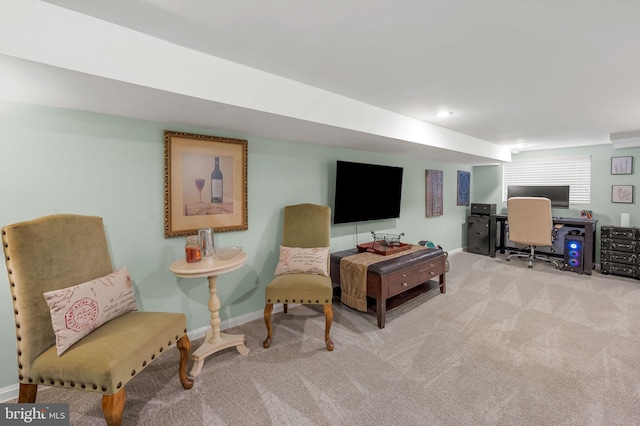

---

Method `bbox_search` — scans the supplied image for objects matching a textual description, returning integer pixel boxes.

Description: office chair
[505,197,561,269]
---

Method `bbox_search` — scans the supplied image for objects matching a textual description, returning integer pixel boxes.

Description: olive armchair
[263,203,334,351]
[2,214,193,426]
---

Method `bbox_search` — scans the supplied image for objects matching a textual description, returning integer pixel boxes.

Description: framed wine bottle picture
[164,130,248,237]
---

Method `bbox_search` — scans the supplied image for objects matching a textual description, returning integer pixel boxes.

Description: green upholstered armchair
[263,203,334,351]
[2,214,193,426]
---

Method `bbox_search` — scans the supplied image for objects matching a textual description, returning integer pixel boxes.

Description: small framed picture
[457,170,470,206]
[611,156,633,175]
[612,185,634,203]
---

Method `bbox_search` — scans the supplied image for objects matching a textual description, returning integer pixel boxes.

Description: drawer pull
[402,282,408,287]
[429,271,435,276]
[402,274,407,278]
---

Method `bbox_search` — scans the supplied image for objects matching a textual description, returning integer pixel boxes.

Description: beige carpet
[13,252,640,425]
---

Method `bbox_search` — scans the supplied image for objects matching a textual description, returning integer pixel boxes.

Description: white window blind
[502,155,591,204]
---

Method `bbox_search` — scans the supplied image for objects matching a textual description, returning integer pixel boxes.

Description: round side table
[170,252,249,377]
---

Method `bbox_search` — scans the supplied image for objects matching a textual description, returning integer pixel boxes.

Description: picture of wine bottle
[211,156,223,203]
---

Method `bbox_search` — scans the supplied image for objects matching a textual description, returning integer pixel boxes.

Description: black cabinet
[601,226,640,279]
[467,215,496,257]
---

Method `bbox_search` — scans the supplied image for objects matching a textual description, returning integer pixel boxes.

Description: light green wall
[0,101,471,389]
[473,145,640,258]
[474,145,640,221]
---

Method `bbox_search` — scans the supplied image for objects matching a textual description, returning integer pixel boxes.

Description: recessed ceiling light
[434,111,453,118]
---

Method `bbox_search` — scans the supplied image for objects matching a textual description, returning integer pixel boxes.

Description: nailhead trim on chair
[267,298,329,304]
[16,332,187,395]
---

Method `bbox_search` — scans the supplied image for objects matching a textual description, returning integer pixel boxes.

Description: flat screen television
[333,160,404,224]
[507,185,570,209]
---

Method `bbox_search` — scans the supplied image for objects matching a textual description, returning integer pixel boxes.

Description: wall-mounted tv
[507,185,570,209]
[333,161,404,224]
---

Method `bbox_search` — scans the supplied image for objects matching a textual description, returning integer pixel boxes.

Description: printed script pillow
[43,267,137,355]
[274,246,330,277]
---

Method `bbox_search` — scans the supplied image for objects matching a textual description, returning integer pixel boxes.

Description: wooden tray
[357,242,412,256]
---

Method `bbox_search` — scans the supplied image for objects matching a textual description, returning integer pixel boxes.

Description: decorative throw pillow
[274,246,330,277]
[43,267,137,356]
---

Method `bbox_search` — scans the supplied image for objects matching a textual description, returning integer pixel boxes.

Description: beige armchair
[263,203,334,351]
[2,214,193,426]
[506,197,561,269]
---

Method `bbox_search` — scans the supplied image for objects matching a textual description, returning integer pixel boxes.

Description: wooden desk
[170,253,249,376]
[492,214,598,274]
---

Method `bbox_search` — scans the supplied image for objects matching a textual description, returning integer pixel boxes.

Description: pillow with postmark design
[43,267,137,355]
[274,246,330,277]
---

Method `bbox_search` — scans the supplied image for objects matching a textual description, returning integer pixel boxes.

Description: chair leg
[323,304,334,351]
[177,334,194,390]
[263,303,274,348]
[102,388,126,426]
[18,383,37,403]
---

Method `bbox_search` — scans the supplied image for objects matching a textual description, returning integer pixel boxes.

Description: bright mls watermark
[1,404,69,425]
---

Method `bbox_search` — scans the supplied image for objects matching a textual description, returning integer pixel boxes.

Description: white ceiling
[2,0,640,163]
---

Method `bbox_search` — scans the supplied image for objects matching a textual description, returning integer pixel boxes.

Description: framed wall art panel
[164,130,248,237]
[611,156,633,175]
[425,169,444,217]
[612,185,634,204]
[457,170,470,206]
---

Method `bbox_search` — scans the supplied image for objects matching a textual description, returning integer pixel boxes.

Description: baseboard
[0,384,19,403]
[1,304,284,403]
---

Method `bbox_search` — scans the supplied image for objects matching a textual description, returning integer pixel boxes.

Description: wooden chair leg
[323,304,334,351]
[18,383,37,403]
[283,303,288,314]
[263,303,274,348]
[177,334,194,389]
[102,388,126,426]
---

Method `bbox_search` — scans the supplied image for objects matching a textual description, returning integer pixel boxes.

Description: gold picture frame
[164,130,248,237]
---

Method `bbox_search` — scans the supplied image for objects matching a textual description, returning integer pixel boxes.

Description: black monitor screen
[507,185,570,209]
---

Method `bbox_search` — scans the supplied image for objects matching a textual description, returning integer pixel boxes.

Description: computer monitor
[507,185,570,209]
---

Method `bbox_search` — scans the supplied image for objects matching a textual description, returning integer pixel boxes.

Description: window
[502,155,591,204]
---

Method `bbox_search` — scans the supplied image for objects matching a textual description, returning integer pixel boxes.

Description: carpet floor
[13,251,640,425]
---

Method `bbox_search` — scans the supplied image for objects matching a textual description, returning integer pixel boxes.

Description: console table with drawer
[330,247,447,328]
